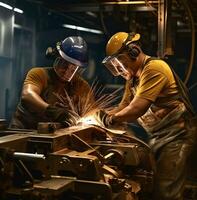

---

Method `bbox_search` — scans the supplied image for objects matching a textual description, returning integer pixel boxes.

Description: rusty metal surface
[0,124,154,200]
[34,177,75,193]
[0,134,29,151]
[25,125,107,152]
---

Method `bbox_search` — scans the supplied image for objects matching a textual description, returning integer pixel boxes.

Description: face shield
[54,58,79,82]
[102,55,130,80]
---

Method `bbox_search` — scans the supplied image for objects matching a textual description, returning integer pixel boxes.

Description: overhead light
[13,8,23,14]
[86,11,97,18]
[0,2,23,14]
[63,24,103,34]
[0,2,12,10]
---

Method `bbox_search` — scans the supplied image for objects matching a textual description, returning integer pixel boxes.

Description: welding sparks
[52,79,123,127]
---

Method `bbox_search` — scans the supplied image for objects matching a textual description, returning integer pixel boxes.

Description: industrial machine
[0,119,155,200]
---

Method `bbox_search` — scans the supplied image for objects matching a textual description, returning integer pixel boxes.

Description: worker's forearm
[21,92,49,112]
[112,96,151,123]
[113,103,143,122]
[108,102,129,115]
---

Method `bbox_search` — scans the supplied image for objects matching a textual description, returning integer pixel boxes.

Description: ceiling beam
[42,3,156,13]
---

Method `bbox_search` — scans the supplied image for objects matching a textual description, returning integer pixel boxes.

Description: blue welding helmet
[56,36,88,67]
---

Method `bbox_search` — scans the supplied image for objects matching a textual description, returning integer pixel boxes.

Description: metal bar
[14,152,46,160]
[16,159,34,183]
[157,0,166,58]
[104,152,115,160]
[101,1,158,5]
[43,3,156,13]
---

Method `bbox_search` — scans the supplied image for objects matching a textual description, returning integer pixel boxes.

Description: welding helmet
[54,36,88,82]
[103,32,140,78]
[56,36,88,67]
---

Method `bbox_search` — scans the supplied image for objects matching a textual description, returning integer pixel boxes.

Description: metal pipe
[13,152,46,160]
[104,152,115,160]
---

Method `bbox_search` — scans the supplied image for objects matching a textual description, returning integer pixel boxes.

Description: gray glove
[96,110,114,127]
[45,105,79,126]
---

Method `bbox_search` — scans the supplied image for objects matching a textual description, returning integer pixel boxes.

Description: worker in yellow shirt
[100,32,197,200]
[10,36,93,129]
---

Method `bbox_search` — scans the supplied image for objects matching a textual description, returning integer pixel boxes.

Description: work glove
[96,110,114,127]
[45,104,79,126]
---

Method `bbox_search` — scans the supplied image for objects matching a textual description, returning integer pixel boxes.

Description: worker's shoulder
[27,67,50,76]
[27,67,45,73]
[145,58,172,74]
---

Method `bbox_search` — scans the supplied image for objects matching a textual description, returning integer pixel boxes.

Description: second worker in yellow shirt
[101,32,196,200]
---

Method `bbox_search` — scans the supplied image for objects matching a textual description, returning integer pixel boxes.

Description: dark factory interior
[0,0,197,199]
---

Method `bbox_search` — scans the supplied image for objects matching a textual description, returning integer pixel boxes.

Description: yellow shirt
[136,59,178,103]
[23,67,93,109]
[24,67,48,90]
[118,59,179,110]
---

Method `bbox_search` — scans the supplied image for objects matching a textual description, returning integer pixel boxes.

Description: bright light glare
[76,114,126,135]
[0,2,12,9]
[62,24,103,34]
[0,2,24,14]
[14,8,23,14]
[77,115,101,126]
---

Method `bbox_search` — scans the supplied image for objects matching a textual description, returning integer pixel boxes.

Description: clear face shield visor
[63,64,79,82]
[54,58,79,82]
[102,55,130,79]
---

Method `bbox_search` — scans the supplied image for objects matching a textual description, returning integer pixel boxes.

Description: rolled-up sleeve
[136,69,168,102]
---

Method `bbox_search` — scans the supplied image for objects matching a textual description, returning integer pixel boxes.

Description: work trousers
[152,125,196,200]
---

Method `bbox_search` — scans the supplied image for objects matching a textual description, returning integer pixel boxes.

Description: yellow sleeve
[24,68,47,90]
[136,68,168,102]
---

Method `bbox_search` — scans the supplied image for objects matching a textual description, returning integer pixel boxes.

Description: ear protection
[126,43,141,59]
[121,32,141,59]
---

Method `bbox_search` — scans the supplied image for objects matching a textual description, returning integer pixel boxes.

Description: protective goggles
[102,55,129,77]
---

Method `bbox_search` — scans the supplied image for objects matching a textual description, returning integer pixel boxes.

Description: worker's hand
[45,105,79,126]
[96,110,114,127]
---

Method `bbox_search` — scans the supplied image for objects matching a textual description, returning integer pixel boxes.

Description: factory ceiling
[11,0,197,37]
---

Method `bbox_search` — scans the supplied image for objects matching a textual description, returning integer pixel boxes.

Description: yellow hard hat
[106,32,141,56]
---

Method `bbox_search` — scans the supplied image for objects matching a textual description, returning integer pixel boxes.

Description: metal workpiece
[37,122,62,134]
[0,124,154,200]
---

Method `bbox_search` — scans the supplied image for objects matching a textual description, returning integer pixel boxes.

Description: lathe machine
[0,119,154,200]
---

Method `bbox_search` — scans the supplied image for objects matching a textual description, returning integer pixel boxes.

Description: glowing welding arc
[77,114,102,126]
